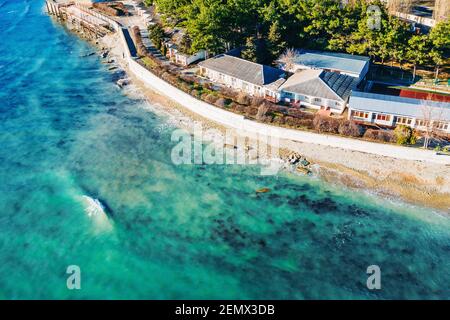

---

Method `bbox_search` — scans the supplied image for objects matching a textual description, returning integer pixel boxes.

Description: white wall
[176,50,206,66]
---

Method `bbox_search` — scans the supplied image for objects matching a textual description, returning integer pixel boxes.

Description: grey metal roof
[198,54,285,86]
[279,69,358,102]
[349,91,450,120]
[290,49,370,76]
[320,71,359,100]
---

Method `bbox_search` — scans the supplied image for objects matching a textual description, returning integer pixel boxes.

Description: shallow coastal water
[0,0,449,299]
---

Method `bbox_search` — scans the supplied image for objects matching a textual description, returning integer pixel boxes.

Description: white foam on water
[81,195,114,232]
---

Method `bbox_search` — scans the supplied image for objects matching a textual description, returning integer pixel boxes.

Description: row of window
[351,110,369,119]
[214,73,263,94]
[351,110,449,131]
[283,93,341,107]
[376,114,391,121]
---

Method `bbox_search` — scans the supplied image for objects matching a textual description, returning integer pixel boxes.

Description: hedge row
[131,26,148,57]
[93,3,127,17]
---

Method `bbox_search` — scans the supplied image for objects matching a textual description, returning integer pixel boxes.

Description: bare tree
[434,0,450,22]
[256,102,270,121]
[420,94,444,149]
[278,48,297,72]
[386,0,413,14]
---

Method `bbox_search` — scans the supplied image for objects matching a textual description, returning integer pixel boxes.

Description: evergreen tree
[406,35,430,81]
[267,21,286,61]
[242,37,258,62]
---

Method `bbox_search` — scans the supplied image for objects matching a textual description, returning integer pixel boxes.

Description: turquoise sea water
[0,0,449,299]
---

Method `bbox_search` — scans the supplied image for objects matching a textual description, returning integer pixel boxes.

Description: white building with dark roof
[278,49,370,82]
[278,69,359,114]
[198,54,286,101]
[349,92,450,134]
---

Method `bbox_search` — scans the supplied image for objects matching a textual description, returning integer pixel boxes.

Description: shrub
[234,104,246,114]
[131,26,148,57]
[178,81,191,93]
[204,94,218,104]
[269,105,289,115]
[148,24,165,51]
[273,116,285,125]
[363,129,395,143]
[94,3,128,16]
[287,108,305,118]
[236,92,251,105]
[220,87,238,100]
[191,89,200,98]
[250,96,265,107]
[394,125,416,145]
[215,98,226,108]
[203,82,213,90]
[179,74,196,84]
[245,106,258,117]
[338,120,363,137]
[313,115,340,134]
[228,102,237,110]
[256,103,270,121]
[296,118,314,129]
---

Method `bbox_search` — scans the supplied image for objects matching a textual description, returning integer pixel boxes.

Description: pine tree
[241,37,258,62]
[267,21,286,61]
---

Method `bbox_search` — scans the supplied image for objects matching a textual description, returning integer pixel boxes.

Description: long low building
[349,92,450,134]
[198,54,286,101]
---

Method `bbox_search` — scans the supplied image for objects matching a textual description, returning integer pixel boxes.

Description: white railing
[394,12,436,27]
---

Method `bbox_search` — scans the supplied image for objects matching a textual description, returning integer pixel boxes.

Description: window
[416,119,429,127]
[313,98,321,103]
[351,110,369,119]
[283,91,294,99]
[376,114,391,122]
[395,117,412,125]
[436,122,449,131]
[242,82,248,91]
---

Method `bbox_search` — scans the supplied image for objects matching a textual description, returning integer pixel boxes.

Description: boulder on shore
[287,152,302,165]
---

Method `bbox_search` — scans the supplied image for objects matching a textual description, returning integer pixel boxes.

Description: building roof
[289,49,370,76]
[198,54,285,87]
[279,69,358,102]
[349,91,450,121]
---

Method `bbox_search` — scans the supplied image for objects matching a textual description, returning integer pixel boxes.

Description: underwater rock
[116,78,130,87]
[296,167,311,175]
